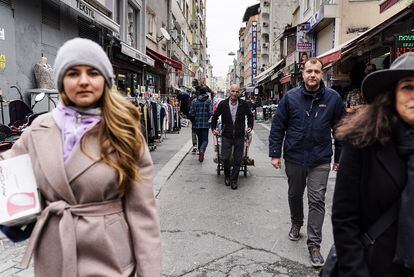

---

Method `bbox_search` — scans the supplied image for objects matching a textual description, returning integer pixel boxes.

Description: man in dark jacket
[189,86,212,162]
[269,58,345,267]
[212,84,254,189]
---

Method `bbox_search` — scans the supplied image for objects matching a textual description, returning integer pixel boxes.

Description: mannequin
[34,56,54,89]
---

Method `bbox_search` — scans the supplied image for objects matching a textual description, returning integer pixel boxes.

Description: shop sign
[61,0,120,33]
[255,107,263,120]
[251,21,258,85]
[297,23,312,52]
[0,28,4,41]
[0,54,6,70]
[309,5,324,31]
[121,42,155,67]
[395,33,414,58]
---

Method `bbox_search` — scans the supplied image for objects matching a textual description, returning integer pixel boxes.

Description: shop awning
[280,75,291,84]
[253,59,284,84]
[120,42,154,67]
[317,33,365,66]
[317,6,412,67]
[60,0,120,33]
[147,48,183,70]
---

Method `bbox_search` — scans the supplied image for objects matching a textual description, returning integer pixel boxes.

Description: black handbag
[320,200,400,277]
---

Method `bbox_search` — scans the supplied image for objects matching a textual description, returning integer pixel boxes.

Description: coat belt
[21,198,123,277]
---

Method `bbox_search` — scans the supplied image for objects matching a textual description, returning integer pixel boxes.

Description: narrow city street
[0,121,336,277]
[158,122,335,277]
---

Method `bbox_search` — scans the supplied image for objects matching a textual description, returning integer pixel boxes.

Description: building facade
[0,0,208,124]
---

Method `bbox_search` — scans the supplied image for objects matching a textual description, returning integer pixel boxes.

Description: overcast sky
[206,0,259,78]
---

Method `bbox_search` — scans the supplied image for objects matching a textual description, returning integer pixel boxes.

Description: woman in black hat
[332,52,414,276]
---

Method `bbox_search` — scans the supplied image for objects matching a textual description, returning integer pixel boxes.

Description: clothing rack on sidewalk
[125,96,181,151]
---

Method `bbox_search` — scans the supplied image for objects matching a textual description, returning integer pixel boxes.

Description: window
[114,0,121,24]
[127,3,137,48]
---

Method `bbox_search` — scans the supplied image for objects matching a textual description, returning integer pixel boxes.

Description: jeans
[192,127,197,147]
[195,128,209,152]
[221,136,244,183]
[285,162,330,248]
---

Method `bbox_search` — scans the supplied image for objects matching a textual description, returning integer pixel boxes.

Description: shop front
[111,40,155,97]
[146,48,183,97]
[317,5,414,111]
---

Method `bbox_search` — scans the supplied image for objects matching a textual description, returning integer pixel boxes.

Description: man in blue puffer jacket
[269,57,345,268]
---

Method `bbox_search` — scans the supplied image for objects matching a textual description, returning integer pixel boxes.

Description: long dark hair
[335,90,398,147]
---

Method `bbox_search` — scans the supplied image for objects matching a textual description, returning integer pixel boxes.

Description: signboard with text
[297,23,312,52]
[251,21,258,85]
[395,33,414,58]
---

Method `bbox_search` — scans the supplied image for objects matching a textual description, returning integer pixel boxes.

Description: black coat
[332,142,414,277]
[211,98,254,139]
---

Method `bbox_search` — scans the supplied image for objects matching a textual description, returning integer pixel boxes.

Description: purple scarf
[52,102,101,163]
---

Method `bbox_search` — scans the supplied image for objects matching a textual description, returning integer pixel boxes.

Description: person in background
[177,89,191,118]
[189,86,212,162]
[211,83,253,190]
[0,38,162,276]
[190,79,200,153]
[332,52,414,277]
[269,57,345,267]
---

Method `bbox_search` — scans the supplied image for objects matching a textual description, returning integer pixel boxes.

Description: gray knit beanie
[54,37,114,92]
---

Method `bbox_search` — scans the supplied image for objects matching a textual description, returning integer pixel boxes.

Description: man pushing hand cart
[211,84,254,190]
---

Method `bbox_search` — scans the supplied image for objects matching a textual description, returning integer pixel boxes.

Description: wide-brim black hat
[362,52,414,104]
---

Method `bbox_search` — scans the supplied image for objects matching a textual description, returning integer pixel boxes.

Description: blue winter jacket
[269,83,345,167]
[189,94,212,129]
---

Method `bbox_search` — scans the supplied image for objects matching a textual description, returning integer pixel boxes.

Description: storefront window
[115,68,142,97]
[127,3,137,48]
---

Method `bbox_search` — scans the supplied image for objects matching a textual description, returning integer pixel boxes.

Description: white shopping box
[0,154,41,226]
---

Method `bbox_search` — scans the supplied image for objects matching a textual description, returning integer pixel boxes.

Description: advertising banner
[297,23,312,52]
[251,21,258,85]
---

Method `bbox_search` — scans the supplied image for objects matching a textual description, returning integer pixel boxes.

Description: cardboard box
[0,154,41,226]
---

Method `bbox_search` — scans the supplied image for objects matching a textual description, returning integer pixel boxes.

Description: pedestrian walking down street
[332,52,414,277]
[189,86,212,162]
[211,84,254,190]
[269,58,345,267]
[0,38,162,276]
[189,85,199,154]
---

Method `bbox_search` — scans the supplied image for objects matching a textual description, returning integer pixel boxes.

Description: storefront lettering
[395,33,414,58]
[251,21,258,84]
[0,54,6,70]
[76,0,96,19]
[398,35,414,41]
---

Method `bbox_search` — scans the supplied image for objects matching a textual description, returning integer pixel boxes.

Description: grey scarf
[394,120,414,269]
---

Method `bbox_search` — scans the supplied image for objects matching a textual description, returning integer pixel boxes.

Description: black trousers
[221,136,244,183]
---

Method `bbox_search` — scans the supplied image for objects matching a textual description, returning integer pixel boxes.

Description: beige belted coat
[1,113,162,277]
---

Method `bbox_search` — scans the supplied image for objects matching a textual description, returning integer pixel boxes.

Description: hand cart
[213,133,254,177]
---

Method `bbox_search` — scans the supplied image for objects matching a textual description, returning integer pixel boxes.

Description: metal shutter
[0,0,11,6]
[78,17,101,44]
[42,0,60,29]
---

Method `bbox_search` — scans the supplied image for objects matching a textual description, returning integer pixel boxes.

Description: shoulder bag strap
[360,200,400,247]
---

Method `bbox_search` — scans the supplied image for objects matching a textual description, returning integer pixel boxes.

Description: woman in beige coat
[0,38,162,276]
